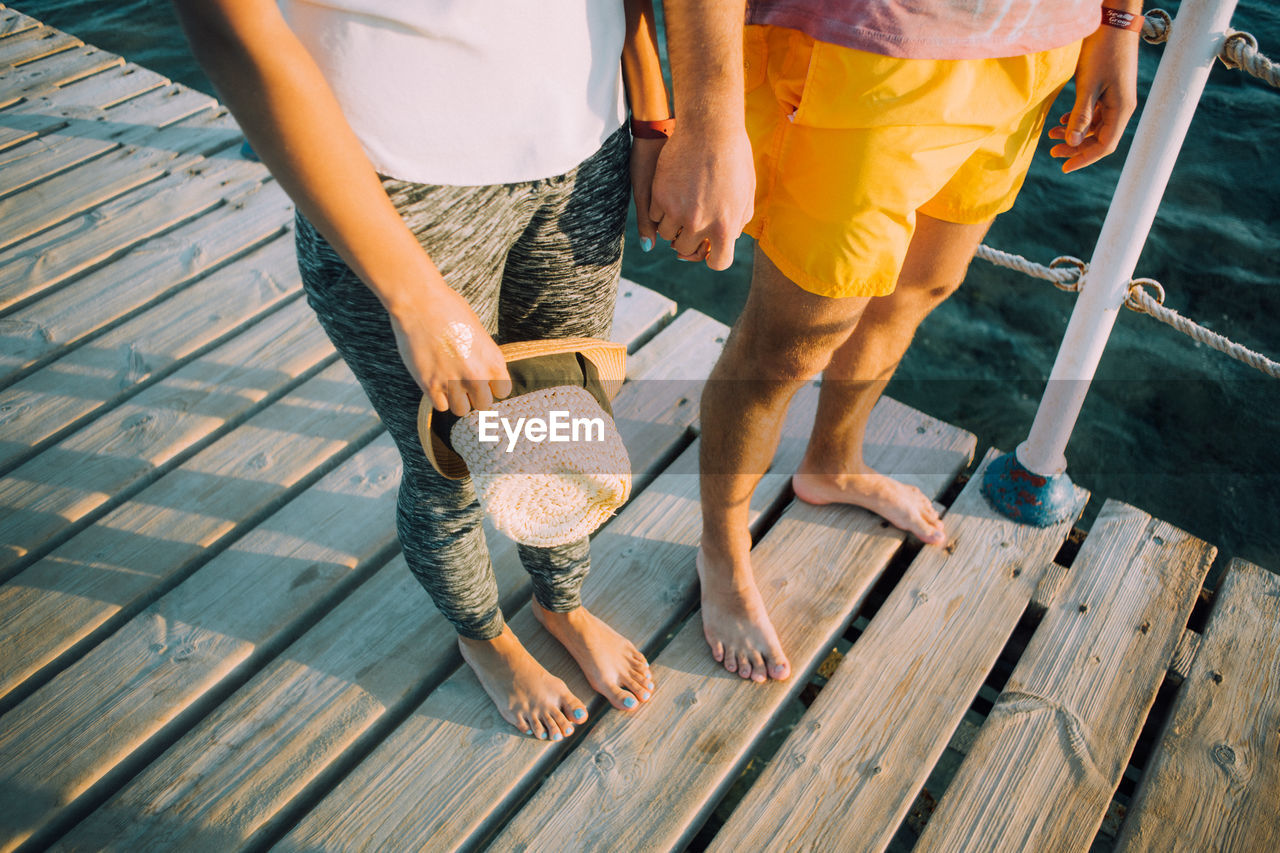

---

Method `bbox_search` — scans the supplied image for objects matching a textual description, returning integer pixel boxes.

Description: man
[651,0,1141,682]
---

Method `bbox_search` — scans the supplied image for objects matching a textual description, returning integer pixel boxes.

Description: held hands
[647,123,755,269]
[631,136,667,254]
[1049,24,1140,172]
[388,284,511,416]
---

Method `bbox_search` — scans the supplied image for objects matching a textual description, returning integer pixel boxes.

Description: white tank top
[279,0,627,185]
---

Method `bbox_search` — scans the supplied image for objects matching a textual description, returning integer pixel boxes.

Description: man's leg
[792,214,991,544]
[699,246,872,683]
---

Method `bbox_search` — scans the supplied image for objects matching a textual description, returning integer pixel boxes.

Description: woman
[172,0,672,741]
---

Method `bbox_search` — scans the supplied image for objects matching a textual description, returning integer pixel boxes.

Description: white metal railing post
[984,0,1239,524]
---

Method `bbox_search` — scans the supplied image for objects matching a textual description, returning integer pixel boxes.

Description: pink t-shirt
[746,0,1101,60]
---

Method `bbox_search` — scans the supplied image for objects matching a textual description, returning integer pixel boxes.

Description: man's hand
[1049,24,1140,172]
[388,285,511,416]
[648,122,755,269]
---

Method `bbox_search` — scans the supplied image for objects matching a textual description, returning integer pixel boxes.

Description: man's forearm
[662,0,748,134]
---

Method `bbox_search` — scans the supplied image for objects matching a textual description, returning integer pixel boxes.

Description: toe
[749,651,767,683]
[621,671,650,702]
[723,649,738,673]
[569,704,588,725]
[709,638,725,663]
[543,713,565,742]
[766,641,791,681]
[737,652,754,680]
[515,712,534,737]
[530,717,548,740]
[549,707,574,738]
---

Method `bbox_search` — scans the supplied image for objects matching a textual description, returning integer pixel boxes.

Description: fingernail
[640,237,653,252]
[677,257,694,262]
[623,696,637,708]
[641,691,650,701]
[573,708,586,720]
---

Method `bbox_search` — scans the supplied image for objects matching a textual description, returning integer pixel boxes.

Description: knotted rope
[1143,8,1279,88]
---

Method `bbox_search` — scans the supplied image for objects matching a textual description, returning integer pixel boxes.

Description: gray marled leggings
[296,127,629,640]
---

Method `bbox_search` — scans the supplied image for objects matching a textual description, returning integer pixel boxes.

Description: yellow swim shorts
[743,25,1082,298]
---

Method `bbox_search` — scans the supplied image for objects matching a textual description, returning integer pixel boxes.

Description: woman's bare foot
[458,625,588,740]
[696,549,790,683]
[792,465,946,546]
[532,602,654,711]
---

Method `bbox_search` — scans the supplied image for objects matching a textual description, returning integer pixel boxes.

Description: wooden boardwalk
[2,9,1278,852]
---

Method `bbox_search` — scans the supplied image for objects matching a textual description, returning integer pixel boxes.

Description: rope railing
[973,248,1280,379]
[1144,7,1279,88]
[970,9,1279,380]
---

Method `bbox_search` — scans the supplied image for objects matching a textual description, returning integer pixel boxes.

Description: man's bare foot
[533,602,654,711]
[792,465,946,546]
[696,549,790,683]
[458,625,588,740]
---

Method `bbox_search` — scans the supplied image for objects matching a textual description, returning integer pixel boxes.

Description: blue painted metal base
[981,450,1076,527]
[239,140,260,162]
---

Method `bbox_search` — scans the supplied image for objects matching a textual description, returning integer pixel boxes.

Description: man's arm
[648,0,754,270]
[170,0,509,414]
[1048,3,1142,172]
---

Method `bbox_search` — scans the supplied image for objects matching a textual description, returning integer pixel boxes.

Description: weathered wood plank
[275,385,816,852]
[0,434,403,853]
[0,239,305,576]
[0,152,266,314]
[0,306,358,704]
[708,450,1088,853]
[612,277,675,353]
[1115,559,1280,853]
[0,7,39,40]
[491,400,976,852]
[0,45,121,107]
[0,64,171,152]
[53,309,724,850]
[0,83,215,196]
[0,102,241,252]
[915,500,1214,852]
[0,23,78,68]
[0,177,291,390]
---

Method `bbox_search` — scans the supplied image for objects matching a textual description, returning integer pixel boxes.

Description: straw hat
[416,337,631,547]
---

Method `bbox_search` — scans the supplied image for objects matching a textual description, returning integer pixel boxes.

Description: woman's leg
[498,126,654,710]
[296,183,587,739]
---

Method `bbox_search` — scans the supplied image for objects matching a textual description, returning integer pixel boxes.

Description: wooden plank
[276,385,813,852]
[0,64,171,152]
[0,83,215,196]
[612,277,675,353]
[708,450,1088,853]
[0,101,242,252]
[0,46,122,106]
[0,305,355,703]
[0,24,78,68]
[0,433,403,853]
[53,309,724,850]
[0,237,303,576]
[0,8,39,40]
[0,178,292,390]
[0,152,266,313]
[614,308,725,468]
[1115,559,1280,853]
[491,400,977,852]
[915,500,1214,852]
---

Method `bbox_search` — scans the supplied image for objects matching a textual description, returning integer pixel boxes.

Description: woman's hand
[1049,24,1140,173]
[631,136,667,253]
[388,283,511,416]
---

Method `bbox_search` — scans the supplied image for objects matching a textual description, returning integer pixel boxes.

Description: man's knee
[725,318,850,382]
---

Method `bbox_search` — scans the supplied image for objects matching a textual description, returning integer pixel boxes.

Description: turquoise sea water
[17,1,1279,579]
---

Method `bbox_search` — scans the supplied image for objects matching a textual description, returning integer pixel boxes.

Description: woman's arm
[621,0,672,253]
[170,0,509,414]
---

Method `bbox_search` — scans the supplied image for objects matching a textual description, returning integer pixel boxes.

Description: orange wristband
[630,118,675,139]
[1101,6,1144,32]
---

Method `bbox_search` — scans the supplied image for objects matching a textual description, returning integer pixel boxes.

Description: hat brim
[417,337,626,480]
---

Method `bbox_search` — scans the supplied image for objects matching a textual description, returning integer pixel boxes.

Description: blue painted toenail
[623,696,637,708]
[525,730,533,736]
[640,237,653,252]
[641,691,650,700]
[565,725,574,735]
[552,732,563,741]
[538,732,547,739]
[574,708,586,720]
